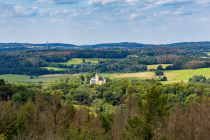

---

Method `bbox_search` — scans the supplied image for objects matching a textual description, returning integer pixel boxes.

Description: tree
[15,99,35,139]
[0,134,6,140]
[157,65,163,70]
[159,76,167,81]
[0,101,18,139]
[189,75,206,83]
[79,75,85,85]
[0,79,5,86]
[155,70,164,76]
[124,86,169,140]
[185,94,200,104]
[166,101,210,140]
[82,59,85,63]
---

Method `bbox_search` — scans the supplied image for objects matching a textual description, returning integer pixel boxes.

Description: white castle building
[90,73,106,85]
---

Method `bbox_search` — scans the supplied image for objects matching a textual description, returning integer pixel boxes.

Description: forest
[0,42,210,75]
[0,75,210,140]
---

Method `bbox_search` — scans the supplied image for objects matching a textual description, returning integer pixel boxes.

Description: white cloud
[13,5,38,16]
[196,0,210,4]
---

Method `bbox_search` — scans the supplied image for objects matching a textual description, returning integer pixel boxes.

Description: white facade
[90,74,106,85]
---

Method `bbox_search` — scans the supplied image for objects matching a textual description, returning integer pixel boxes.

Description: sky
[0,0,210,45]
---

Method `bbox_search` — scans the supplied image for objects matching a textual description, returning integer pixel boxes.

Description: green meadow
[0,68,210,84]
[41,67,66,71]
[62,58,108,65]
[0,74,79,83]
[164,68,210,83]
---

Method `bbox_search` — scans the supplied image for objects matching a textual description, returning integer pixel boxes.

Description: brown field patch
[165,73,178,79]
[110,72,155,79]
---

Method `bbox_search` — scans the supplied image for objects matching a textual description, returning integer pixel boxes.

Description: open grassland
[41,67,66,71]
[147,64,172,70]
[1,68,210,84]
[62,58,108,65]
[0,74,79,83]
[0,75,32,83]
[164,68,210,83]
[107,68,210,83]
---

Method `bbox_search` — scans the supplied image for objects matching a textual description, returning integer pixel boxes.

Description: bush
[155,70,164,76]
[157,65,163,70]
[159,76,167,81]
[189,75,206,83]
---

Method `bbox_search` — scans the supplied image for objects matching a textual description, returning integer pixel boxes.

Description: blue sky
[0,0,210,45]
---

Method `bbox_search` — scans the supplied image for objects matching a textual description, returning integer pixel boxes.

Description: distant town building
[90,73,106,85]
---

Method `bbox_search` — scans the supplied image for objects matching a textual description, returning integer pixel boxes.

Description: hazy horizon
[1,40,210,46]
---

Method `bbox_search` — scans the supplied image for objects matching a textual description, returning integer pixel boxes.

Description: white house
[90,73,106,85]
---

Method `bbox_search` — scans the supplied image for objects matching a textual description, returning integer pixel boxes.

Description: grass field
[164,68,210,83]
[1,68,210,84]
[147,64,172,70]
[41,67,66,71]
[62,58,108,65]
[107,68,210,83]
[208,52,210,56]
[0,74,79,83]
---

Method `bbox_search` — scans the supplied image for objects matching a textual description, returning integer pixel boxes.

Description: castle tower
[95,73,99,85]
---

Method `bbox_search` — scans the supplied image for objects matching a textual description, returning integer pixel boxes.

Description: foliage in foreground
[0,77,210,140]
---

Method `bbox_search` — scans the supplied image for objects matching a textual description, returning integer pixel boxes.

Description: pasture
[0,68,210,84]
[62,58,108,65]
[147,64,172,70]
[0,74,79,83]
[41,67,66,71]
[107,68,210,83]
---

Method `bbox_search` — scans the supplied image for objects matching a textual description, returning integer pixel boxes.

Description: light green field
[0,75,32,83]
[107,68,210,83]
[63,58,103,65]
[164,68,210,83]
[61,58,115,65]
[0,74,79,83]
[0,68,210,84]
[147,64,172,70]
[208,52,210,56]
[41,67,66,71]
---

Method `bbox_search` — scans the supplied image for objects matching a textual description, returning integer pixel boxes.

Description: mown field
[147,64,172,70]
[107,68,210,83]
[0,74,79,83]
[41,67,66,71]
[0,68,210,84]
[61,58,109,65]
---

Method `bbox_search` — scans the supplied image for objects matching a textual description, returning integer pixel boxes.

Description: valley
[1,68,210,84]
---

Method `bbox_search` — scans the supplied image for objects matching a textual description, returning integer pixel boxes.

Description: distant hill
[0,43,78,50]
[0,41,210,50]
[80,42,155,48]
[158,41,210,48]
[81,41,210,48]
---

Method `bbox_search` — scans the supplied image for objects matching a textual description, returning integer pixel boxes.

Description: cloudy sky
[0,0,210,45]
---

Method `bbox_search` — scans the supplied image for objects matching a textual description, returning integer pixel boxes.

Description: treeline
[0,76,210,139]
[42,49,129,63]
